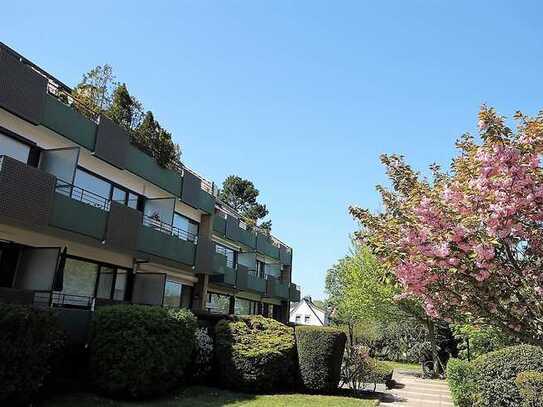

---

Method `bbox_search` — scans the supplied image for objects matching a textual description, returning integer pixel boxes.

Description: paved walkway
[379,370,453,406]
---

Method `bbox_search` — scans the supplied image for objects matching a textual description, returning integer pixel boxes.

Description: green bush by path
[473,344,543,406]
[0,304,65,406]
[296,326,347,394]
[89,305,197,399]
[515,371,543,407]
[214,315,297,393]
[446,358,477,407]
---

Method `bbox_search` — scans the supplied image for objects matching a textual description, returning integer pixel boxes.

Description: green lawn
[383,360,421,372]
[40,386,378,407]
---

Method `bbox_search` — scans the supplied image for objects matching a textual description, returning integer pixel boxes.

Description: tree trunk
[427,317,439,378]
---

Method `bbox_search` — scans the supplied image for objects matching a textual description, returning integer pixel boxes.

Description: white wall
[289,300,326,326]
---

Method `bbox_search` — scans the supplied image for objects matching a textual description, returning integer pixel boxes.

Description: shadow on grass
[38,386,258,407]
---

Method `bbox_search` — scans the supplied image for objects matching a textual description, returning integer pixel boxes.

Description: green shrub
[296,325,347,393]
[515,371,543,407]
[446,358,477,407]
[89,305,197,399]
[214,315,296,392]
[473,344,543,406]
[341,345,393,391]
[0,304,65,406]
[453,324,514,360]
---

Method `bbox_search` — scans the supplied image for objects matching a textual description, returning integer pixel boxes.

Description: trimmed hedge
[89,305,197,399]
[515,371,543,407]
[296,326,347,393]
[0,304,65,406]
[446,358,477,407]
[214,315,296,392]
[473,344,543,406]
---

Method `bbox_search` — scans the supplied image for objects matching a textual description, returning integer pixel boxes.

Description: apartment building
[0,42,300,325]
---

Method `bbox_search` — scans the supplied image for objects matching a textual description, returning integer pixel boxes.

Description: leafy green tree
[134,111,181,170]
[107,83,144,130]
[219,176,271,232]
[72,64,116,115]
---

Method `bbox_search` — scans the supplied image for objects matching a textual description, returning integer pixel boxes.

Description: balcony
[266,276,289,300]
[247,272,266,294]
[125,144,182,197]
[136,215,197,266]
[209,253,236,286]
[257,234,280,259]
[50,184,108,240]
[239,227,257,249]
[41,94,97,151]
[289,283,301,302]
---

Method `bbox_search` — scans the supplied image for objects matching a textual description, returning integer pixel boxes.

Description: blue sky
[3,1,543,299]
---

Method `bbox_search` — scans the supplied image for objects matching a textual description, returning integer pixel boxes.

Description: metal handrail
[142,214,198,243]
[55,179,111,211]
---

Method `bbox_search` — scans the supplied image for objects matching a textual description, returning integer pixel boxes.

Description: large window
[0,132,30,163]
[216,244,236,269]
[235,298,259,315]
[173,213,199,241]
[163,280,193,308]
[59,257,129,303]
[73,168,141,211]
[207,292,231,314]
[164,280,182,307]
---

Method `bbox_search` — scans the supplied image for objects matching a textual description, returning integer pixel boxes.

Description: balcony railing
[55,179,111,211]
[142,214,198,243]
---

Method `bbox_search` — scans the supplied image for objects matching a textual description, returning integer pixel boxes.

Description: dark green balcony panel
[289,284,301,302]
[266,278,290,300]
[210,253,236,286]
[276,281,290,300]
[41,94,97,151]
[213,215,227,236]
[49,193,107,240]
[125,144,182,196]
[199,190,215,214]
[280,245,292,266]
[181,171,201,208]
[94,116,129,169]
[239,228,257,249]
[236,265,249,290]
[226,215,240,241]
[137,225,195,266]
[256,234,280,259]
[247,274,266,293]
[0,46,46,125]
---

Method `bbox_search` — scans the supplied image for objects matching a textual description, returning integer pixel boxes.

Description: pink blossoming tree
[350,106,543,344]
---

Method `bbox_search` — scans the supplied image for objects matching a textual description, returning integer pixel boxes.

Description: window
[295,315,301,323]
[180,285,193,309]
[173,213,199,241]
[235,298,259,315]
[256,260,266,278]
[59,257,129,304]
[207,292,230,314]
[216,244,236,269]
[113,270,128,301]
[61,258,99,298]
[73,168,142,211]
[96,266,115,299]
[0,132,30,163]
[163,280,182,307]
[304,315,310,324]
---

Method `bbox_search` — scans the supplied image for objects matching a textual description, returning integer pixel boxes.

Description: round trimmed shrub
[89,305,197,399]
[214,315,296,392]
[446,358,477,407]
[515,371,543,407]
[296,326,347,393]
[473,344,543,406]
[0,304,65,406]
